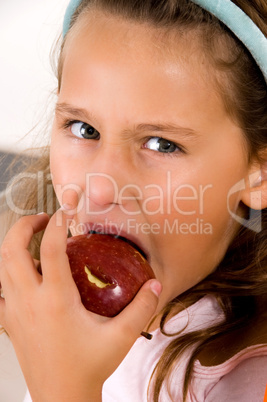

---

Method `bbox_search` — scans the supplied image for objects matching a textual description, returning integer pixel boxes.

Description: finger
[40,206,75,284]
[0,267,6,321]
[1,213,49,254]
[0,214,49,286]
[113,279,162,346]
[0,297,6,329]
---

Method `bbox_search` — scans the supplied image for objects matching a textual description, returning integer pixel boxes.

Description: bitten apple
[66,234,155,317]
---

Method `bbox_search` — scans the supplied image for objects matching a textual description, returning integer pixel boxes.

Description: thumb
[113,279,162,345]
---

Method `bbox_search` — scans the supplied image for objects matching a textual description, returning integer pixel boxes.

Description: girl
[0,0,267,400]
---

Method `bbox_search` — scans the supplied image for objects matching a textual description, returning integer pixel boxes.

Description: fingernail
[253,175,262,188]
[150,280,162,298]
[62,203,74,211]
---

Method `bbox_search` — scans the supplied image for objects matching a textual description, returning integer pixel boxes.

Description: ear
[241,157,267,210]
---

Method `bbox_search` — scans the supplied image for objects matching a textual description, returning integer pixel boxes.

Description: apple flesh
[66,234,155,317]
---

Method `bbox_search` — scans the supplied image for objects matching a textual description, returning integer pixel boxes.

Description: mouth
[88,230,148,261]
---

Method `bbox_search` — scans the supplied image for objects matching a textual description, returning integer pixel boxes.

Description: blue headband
[63,0,267,82]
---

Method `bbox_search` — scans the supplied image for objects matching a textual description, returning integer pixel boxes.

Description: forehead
[62,8,212,81]
[58,8,231,131]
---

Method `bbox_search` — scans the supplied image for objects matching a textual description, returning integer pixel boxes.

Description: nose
[86,171,119,208]
[84,147,141,214]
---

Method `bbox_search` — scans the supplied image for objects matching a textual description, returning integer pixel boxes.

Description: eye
[144,137,180,153]
[70,121,100,140]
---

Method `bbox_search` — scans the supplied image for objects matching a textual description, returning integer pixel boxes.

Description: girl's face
[50,11,250,312]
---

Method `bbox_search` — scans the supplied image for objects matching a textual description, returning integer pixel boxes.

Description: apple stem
[141,331,153,340]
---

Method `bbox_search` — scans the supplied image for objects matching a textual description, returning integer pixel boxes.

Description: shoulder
[205,354,267,402]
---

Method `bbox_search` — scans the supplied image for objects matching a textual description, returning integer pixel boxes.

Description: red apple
[66,233,154,317]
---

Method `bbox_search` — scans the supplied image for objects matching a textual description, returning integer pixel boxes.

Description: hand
[0,209,161,402]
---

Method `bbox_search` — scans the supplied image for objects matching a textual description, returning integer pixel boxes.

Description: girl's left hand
[0,209,161,402]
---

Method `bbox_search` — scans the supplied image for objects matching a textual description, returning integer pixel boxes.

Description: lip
[78,221,150,262]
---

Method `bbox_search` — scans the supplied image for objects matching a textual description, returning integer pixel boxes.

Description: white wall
[0,0,70,153]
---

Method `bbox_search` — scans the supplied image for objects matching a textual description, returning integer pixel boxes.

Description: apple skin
[66,234,155,317]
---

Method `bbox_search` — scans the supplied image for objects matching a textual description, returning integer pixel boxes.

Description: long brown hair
[3,1,267,400]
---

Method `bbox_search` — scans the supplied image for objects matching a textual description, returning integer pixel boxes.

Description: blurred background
[0,0,70,153]
[0,1,70,400]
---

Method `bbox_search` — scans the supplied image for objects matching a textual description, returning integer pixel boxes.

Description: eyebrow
[55,102,97,124]
[55,102,199,139]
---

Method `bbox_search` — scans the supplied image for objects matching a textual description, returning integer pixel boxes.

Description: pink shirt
[102,296,267,401]
[23,297,267,401]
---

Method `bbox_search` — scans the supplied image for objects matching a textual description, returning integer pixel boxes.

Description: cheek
[142,169,232,228]
[146,168,242,277]
[140,171,209,216]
